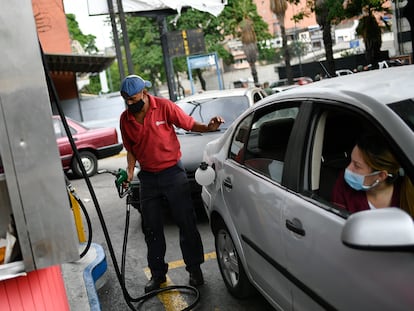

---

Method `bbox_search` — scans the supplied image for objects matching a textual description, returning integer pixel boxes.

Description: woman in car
[331,132,414,217]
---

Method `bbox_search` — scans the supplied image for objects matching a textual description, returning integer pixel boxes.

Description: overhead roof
[45,53,115,74]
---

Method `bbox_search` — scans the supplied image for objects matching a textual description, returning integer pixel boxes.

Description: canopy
[45,53,115,73]
[87,0,226,17]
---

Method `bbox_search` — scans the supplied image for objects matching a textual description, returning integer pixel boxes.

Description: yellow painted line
[204,251,217,261]
[142,251,217,310]
[143,268,189,310]
[111,151,127,159]
[168,251,217,269]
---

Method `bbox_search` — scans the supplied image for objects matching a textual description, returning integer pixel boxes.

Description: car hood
[178,131,223,172]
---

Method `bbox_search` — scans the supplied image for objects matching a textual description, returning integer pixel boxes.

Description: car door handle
[223,177,233,190]
[286,218,306,236]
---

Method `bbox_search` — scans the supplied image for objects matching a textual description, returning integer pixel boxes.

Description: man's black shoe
[144,276,167,293]
[189,269,204,287]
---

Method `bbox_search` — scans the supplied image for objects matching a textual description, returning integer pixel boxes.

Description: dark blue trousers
[138,161,204,278]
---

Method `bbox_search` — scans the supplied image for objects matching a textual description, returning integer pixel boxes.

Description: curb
[62,243,107,311]
[83,243,107,311]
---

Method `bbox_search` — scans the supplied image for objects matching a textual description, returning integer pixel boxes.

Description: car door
[281,103,414,310]
[221,104,301,310]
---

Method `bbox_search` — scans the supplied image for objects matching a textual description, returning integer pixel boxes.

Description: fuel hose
[40,43,200,310]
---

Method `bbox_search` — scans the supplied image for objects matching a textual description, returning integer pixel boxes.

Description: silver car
[175,87,267,207]
[201,65,414,310]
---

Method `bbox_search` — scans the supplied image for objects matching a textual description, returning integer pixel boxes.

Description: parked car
[53,115,123,177]
[335,69,354,76]
[200,65,414,310]
[270,76,312,92]
[271,84,299,94]
[175,87,267,206]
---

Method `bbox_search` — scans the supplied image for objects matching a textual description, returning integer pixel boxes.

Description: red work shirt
[120,94,195,172]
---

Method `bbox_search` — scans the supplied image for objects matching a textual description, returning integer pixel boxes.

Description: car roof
[268,65,414,107]
[176,87,262,102]
[272,84,299,93]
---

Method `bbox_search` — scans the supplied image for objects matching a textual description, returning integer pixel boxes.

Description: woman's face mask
[344,169,380,191]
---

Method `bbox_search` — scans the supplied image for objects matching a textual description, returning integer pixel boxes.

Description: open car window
[306,104,413,219]
[229,106,299,183]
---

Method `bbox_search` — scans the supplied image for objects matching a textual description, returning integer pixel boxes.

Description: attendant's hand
[207,116,225,131]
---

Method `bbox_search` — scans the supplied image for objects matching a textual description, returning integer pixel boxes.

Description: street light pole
[106,0,125,81]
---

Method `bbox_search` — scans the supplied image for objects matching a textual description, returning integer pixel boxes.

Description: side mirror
[342,208,414,249]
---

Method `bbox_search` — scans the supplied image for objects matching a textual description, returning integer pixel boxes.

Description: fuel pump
[1,1,202,309]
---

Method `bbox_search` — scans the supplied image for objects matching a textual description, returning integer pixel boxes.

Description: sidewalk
[61,243,107,311]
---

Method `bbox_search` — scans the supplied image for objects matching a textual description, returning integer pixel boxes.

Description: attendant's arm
[126,151,136,182]
[191,116,225,132]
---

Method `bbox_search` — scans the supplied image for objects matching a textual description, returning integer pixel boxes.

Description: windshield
[388,99,414,132]
[177,95,250,129]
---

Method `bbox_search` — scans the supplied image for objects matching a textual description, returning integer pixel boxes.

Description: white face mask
[344,169,380,191]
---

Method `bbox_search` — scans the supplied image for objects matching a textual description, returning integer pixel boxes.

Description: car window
[230,106,299,183]
[229,114,254,162]
[253,91,265,103]
[388,99,414,132]
[177,96,250,129]
[53,119,65,138]
[306,106,413,217]
[310,109,364,203]
[53,118,76,138]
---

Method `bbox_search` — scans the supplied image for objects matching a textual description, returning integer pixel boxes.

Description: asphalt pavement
[67,154,275,310]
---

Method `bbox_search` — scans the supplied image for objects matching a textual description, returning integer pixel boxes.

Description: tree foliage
[343,0,391,67]
[174,1,272,84]
[299,0,390,73]
[66,13,103,94]
[219,0,271,42]
[66,13,98,54]
[125,16,164,85]
[121,0,272,90]
[270,0,294,83]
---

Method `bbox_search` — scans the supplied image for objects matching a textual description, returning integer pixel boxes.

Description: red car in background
[53,116,123,177]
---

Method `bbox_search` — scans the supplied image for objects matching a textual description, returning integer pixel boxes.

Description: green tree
[173,8,235,90]
[66,13,98,54]
[173,9,234,63]
[66,13,103,94]
[219,0,272,84]
[270,0,294,84]
[175,1,271,85]
[240,16,259,84]
[125,16,165,91]
[343,0,390,67]
[311,0,346,77]
[116,1,272,92]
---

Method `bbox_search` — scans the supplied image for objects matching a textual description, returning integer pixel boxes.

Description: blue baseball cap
[120,75,152,97]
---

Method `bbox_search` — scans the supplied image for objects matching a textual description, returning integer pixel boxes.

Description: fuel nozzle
[114,168,129,198]
[115,168,128,188]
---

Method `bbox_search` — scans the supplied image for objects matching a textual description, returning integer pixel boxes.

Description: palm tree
[211,0,271,86]
[314,0,336,77]
[239,16,259,84]
[343,0,390,68]
[355,9,382,67]
[270,0,293,84]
